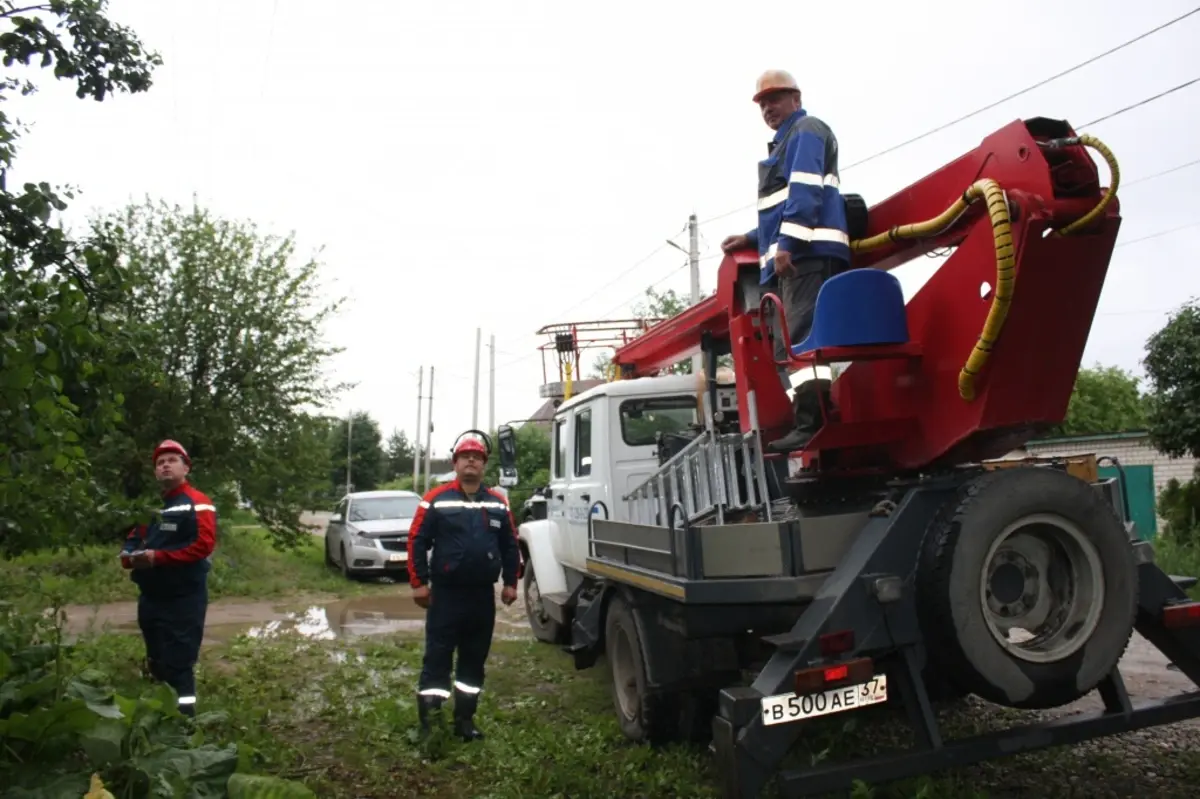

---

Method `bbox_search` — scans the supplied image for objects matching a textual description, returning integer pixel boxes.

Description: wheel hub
[611,629,639,720]
[525,573,549,624]
[986,552,1039,615]
[979,513,1106,664]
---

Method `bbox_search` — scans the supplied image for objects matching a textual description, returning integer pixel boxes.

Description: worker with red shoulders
[120,439,218,718]
[722,69,850,453]
[406,434,521,741]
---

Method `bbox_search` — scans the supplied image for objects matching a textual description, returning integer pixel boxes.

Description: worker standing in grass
[120,439,218,718]
[407,435,521,741]
[722,69,851,453]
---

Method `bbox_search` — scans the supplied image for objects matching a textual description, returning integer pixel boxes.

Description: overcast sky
[10,0,1200,457]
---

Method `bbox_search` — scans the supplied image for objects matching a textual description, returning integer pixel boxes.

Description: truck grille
[378,536,408,552]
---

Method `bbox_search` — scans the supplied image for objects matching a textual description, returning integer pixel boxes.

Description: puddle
[87,591,531,646]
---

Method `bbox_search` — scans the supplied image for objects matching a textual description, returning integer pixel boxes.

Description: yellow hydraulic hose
[1051,134,1121,237]
[848,134,1118,401]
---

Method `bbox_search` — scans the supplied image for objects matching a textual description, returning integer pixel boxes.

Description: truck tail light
[794,657,874,693]
[1162,600,1200,629]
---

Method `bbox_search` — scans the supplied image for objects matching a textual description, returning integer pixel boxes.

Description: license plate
[760,675,888,726]
[388,553,406,562]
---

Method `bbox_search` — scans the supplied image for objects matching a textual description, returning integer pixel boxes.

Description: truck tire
[604,593,681,744]
[917,466,1137,709]
[523,560,565,644]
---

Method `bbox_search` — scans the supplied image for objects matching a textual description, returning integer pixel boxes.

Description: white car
[323,490,421,579]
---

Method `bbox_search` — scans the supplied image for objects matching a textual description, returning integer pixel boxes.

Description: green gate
[1099,463,1157,540]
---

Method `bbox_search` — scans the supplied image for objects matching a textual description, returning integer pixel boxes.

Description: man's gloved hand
[501,585,517,606]
[412,584,431,609]
[130,550,155,570]
[721,234,752,253]
[774,250,795,277]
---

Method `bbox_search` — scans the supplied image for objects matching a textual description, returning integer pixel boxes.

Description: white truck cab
[499,373,701,639]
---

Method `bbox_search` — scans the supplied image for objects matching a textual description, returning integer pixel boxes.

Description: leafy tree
[1052,364,1149,437]
[384,428,423,482]
[87,198,345,548]
[1156,464,1200,546]
[0,0,161,555]
[1144,301,1200,459]
[330,411,386,495]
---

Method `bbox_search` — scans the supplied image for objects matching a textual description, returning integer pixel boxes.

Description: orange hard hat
[153,439,190,465]
[753,69,800,102]
[453,437,488,462]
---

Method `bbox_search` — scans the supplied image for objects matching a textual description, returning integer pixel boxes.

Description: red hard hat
[153,439,190,465]
[453,437,488,462]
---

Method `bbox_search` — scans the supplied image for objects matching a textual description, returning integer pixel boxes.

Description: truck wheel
[918,466,1137,709]
[604,593,679,744]
[523,560,565,644]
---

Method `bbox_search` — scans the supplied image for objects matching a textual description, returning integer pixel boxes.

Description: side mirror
[497,424,519,487]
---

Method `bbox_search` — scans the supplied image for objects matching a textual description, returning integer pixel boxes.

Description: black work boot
[453,688,484,742]
[767,381,830,453]
[417,693,446,732]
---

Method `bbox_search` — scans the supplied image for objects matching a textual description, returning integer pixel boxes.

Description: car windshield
[620,397,697,446]
[348,496,420,522]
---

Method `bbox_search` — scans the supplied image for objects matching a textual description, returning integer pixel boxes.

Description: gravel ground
[911,633,1200,797]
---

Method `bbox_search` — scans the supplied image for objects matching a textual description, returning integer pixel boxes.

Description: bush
[0,601,314,797]
[1157,464,1200,547]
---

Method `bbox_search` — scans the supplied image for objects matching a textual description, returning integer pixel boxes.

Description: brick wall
[1018,433,1197,498]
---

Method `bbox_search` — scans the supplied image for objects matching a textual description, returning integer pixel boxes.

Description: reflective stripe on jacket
[407,480,522,589]
[747,108,850,283]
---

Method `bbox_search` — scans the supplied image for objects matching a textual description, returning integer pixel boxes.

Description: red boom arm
[612,117,1121,473]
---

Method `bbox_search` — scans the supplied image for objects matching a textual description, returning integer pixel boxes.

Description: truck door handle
[581,493,591,503]
[555,494,564,502]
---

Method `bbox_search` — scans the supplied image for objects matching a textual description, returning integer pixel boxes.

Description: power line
[597,252,723,319]
[1078,75,1200,128]
[549,241,672,321]
[697,7,1200,226]
[1123,157,1200,188]
[1115,220,1200,248]
[841,8,1200,172]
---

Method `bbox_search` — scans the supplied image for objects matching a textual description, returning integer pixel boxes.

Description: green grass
[0,526,391,609]
[53,623,1200,799]
[1155,533,1200,599]
[8,532,1200,796]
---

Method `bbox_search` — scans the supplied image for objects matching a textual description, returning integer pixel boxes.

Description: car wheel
[340,544,357,581]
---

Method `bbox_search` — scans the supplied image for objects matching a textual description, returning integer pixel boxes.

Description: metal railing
[622,390,773,528]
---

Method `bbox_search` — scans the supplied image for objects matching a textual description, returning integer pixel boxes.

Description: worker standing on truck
[407,435,521,741]
[120,439,218,718]
[721,69,851,453]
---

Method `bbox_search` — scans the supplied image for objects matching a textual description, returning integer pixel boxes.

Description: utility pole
[345,411,353,495]
[668,214,705,374]
[688,212,702,374]
[413,367,423,488]
[488,334,496,433]
[472,327,482,428]
[423,366,435,493]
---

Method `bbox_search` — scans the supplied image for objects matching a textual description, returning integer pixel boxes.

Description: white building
[1004,430,1198,539]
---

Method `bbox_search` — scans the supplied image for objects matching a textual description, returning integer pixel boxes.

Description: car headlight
[353,534,376,548]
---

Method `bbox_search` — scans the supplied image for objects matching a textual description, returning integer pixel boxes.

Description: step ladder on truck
[497,117,1200,799]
